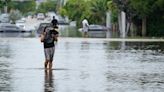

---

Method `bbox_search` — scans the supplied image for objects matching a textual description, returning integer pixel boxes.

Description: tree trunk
[121,11,126,38]
[4,6,8,13]
[142,17,147,37]
[130,22,134,37]
[126,21,130,36]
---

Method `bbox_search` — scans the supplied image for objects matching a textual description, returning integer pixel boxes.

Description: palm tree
[89,0,110,25]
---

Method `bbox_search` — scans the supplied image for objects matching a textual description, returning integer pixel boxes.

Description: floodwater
[0,37,164,92]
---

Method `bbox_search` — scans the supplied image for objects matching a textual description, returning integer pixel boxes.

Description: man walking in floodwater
[40,23,59,69]
[82,18,89,37]
[51,16,58,28]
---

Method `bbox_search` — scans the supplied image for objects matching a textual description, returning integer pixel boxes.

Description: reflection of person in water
[81,41,90,50]
[44,70,54,92]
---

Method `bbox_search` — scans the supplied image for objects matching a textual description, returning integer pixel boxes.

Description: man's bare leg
[48,61,53,70]
[84,32,88,38]
[44,60,49,69]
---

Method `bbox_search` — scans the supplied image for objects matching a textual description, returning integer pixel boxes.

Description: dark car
[36,23,51,34]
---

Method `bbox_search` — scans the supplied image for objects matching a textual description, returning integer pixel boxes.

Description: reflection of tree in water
[125,42,164,52]
[105,41,164,52]
[44,70,55,92]
[104,41,164,91]
[0,41,13,91]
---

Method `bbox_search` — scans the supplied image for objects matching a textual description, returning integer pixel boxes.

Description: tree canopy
[36,0,57,14]
[0,0,36,15]
[113,0,164,36]
[60,0,111,27]
[0,0,163,37]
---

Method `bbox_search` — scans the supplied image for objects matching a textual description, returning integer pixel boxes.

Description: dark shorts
[44,46,55,61]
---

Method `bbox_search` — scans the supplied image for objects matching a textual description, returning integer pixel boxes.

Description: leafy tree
[60,0,89,27]
[11,1,36,15]
[0,1,4,9]
[147,0,164,36]
[89,0,110,25]
[107,0,119,33]
[129,0,155,36]
[61,0,164,37]
[0,0,36,15]
[107,1,118,24]
[0,0,11,13]
[60,0,111,26]
[9,9,22,24]
[113,0,164,37]
[36,0,57,14]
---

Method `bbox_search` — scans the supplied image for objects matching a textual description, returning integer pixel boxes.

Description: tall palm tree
[89,0,110,25]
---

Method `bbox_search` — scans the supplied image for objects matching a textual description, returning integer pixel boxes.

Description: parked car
[78,24,108,38]
[0,23,26,32]
[21,17,26,22]
[36,23,50,34]
[57,15,69,25]
[88,24,108,38]
[88,24,108,31]
[0,13,10,23]
[16,20,26,30]
[0,23,32,37]
[37,13,45,20]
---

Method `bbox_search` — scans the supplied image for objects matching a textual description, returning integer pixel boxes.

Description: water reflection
[104,41,164,92]
[44,69,55,92]
[0,40,13,92]
[0,32,33,37]
[105,41,164,51]
[80,41,90,50]
[0,38,164,92]
[0,42,11,58]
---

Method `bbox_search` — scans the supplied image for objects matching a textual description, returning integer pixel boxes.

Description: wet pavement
[0,37,164,92]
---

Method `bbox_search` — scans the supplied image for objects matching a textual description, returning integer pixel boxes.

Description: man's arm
[54,34,59,42]
[40,26,47,42]
[40,34,44,42]
[52,30,59,42]
[40,32,46,42]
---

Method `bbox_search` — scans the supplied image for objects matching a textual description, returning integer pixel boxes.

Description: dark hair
[53,16,55,19]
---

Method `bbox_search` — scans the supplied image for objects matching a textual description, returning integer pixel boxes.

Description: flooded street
[0,38,164,92]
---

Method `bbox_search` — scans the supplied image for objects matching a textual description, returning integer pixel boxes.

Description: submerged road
[0,37,164,92]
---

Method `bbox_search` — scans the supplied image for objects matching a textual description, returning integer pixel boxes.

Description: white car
[0,13,10,23]
[0,23,25,32]
[46,12,56,20]
[37,13,45,20]
[16,20,26,30]
[21,17,26,22]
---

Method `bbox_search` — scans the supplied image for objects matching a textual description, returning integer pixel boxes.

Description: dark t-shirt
[51,19,58,28]
[43,26,59,48]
